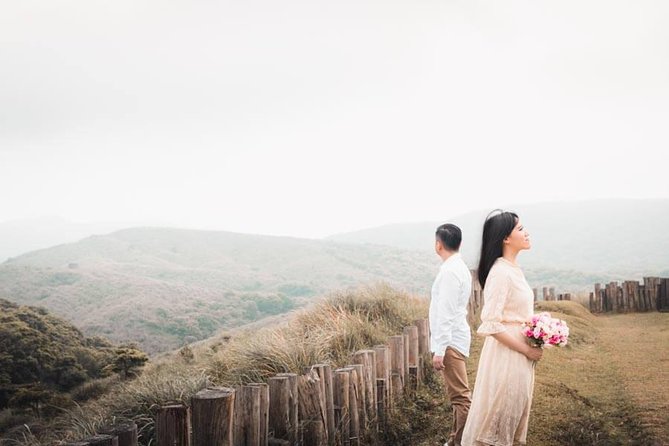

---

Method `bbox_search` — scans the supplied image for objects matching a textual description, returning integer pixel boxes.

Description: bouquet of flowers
[522,312,569,348]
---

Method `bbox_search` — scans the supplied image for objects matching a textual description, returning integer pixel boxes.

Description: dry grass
[596,312,669,442]
[206,283,427,384]
[408,301,668,446]
[2,284,427,445]
[5,287,667,446]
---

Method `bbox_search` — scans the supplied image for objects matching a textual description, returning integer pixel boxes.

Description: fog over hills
[328,199,669,276]
[1,199,666,354]
[0,227,437,353]
[0,217,132,262]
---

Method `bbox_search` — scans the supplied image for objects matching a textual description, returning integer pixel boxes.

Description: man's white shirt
[429,252,472,357]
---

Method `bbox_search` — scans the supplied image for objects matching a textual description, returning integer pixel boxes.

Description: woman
[460,210,543,446]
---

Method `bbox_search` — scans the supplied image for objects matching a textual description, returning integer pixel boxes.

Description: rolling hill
[328,199,669,276]
[0,228,439,354]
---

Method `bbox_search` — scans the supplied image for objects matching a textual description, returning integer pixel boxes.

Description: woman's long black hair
[477,210,518,288]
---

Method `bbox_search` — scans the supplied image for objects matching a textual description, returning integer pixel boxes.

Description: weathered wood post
[100,423,138,446]
[311,364,335,445]
[402,331,410,386]
[192,387,235,446]
[622,281,630,311]
[234,385,261,446]
[594,283,601,312]
[347,367,361,446]
[413,319,430,356]
[298,370,328,446]
[351,350,377,426]
[275,373,299,444]
[86,435,118,446]
[388,335,404,399]
[347,363,366,433]
[403,325,419,390]
[373,345,391,410]
[269,376,292,443]
[333,369,350,446]
[157,404,191,446]
[248,383,270,446]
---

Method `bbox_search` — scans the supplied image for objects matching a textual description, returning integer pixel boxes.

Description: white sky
[1,0,668,238]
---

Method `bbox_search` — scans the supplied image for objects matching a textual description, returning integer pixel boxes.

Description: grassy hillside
[328,198,669,280]
[0,299,147,440]
[5,287,666,446]
[0,228,439,354]
[396,300,668,446]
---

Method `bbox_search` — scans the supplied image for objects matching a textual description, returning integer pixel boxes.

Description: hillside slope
[0,228,438,353]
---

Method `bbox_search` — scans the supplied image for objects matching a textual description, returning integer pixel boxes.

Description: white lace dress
[461,257,535,446]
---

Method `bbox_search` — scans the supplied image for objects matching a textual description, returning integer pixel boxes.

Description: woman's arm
[491,331,543,361]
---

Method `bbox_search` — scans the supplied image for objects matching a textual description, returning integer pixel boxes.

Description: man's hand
[432,354,444,371]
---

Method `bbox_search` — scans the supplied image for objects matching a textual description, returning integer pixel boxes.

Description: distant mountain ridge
[328,199,669,276]
[1,199,666,355]
[0,217,133,262]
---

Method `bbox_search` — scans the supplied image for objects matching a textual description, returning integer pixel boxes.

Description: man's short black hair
[435,223,462,251]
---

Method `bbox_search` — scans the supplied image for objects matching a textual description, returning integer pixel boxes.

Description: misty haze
[1,1,668,445]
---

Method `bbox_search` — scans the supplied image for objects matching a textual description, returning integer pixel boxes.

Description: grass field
[4,289,667,446]
[400,303,669,446]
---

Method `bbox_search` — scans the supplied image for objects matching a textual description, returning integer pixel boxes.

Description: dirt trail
[597,312,669,444]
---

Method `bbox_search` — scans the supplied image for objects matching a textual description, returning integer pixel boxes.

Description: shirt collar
[442,252,461,266]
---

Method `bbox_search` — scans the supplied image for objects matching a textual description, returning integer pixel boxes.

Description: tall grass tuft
[7,284,426,445]
[208,284,427,384]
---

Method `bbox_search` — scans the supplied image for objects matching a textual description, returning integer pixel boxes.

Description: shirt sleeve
[477,267,511,335]
[430,270,461,356]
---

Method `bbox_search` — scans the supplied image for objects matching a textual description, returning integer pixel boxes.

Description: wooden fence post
[234,385,261,446]
[413,319,430,356]
[403,326,419,382]
[311,364,335,445]
[248,383,269,446]
[157,404,191,446]
[373,345,391,410]
[351,350,376,426]
[269,376,292,443]
[275,373,299,444]
[333,369,350,446]
[298,370,328,446]
[192,387,235,446]
[347,364,366,433]
[86,435,118,446]
[388,336,404,399]
[347,368,361,446]
[100,423,138,446]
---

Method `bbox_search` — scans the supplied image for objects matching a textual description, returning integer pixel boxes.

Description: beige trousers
[441,347,472,446]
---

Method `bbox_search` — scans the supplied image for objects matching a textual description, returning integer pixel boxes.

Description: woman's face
[504,219,531,251]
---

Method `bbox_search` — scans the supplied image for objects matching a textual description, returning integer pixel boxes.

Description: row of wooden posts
[589,277,669,313]
[466,271,569,323]
[64,320,432,446]
[467,269,669,316]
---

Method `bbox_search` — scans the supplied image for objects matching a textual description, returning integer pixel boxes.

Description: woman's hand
[491,331,544,361]
[524,345,543,361]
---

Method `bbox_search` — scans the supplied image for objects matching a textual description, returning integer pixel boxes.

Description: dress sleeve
[477,266,511,335]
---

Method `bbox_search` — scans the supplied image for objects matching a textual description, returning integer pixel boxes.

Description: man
[429,223,472,446]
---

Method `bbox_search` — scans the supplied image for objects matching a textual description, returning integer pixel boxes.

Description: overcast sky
[1,0,668,238]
